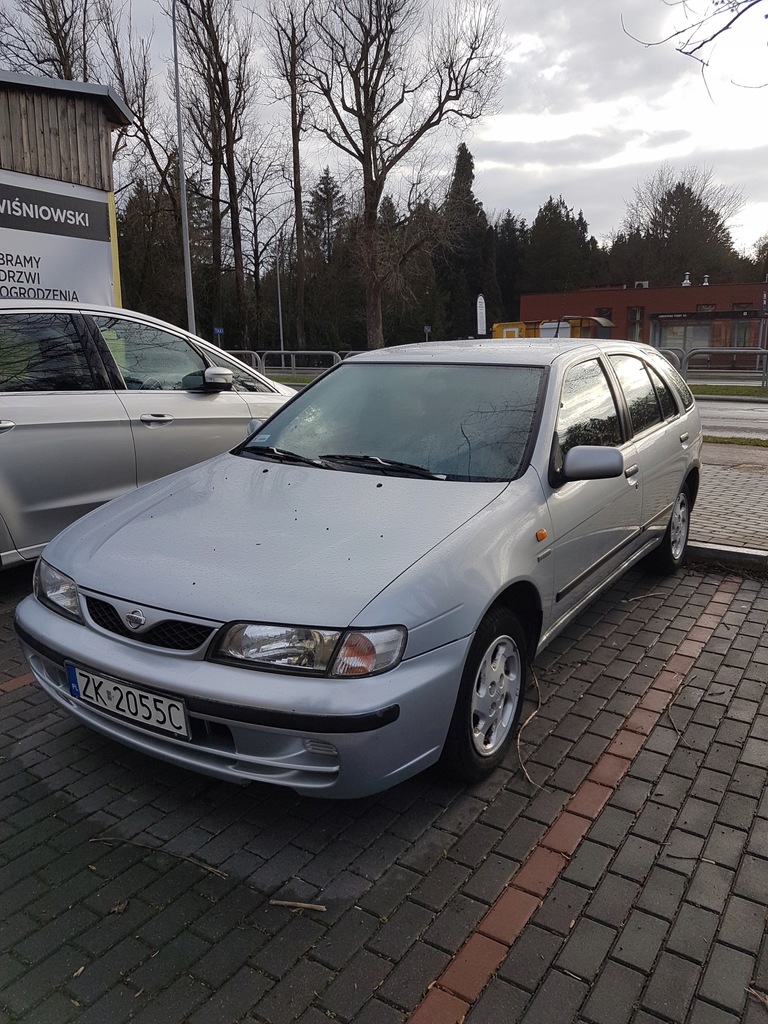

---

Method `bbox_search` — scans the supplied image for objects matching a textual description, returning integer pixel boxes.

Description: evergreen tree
[305,168,348,263]
[494,211,529,321]
[608,164,750,286]
[436,143,501,337]
[521,196,602,294]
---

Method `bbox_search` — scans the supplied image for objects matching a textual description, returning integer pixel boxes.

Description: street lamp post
[275,238,285,368]
[172,0,196,335]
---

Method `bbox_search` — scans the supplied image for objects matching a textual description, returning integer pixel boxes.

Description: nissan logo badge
[125,609,146,630]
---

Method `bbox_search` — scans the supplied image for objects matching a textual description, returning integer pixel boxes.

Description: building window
[733,302,753,311]
[696,304,715,312]
[627,306,644,343]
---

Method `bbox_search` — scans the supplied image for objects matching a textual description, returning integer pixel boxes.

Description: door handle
[0,420,15,434]
[624,464,639,478]
[139,413,174,426]
[679,432,689,443]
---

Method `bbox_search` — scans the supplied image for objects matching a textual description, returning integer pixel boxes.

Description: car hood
[45,454,507,625]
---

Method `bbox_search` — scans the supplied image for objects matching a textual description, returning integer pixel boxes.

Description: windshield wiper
[244,446,328,469]
[319,453,445,480]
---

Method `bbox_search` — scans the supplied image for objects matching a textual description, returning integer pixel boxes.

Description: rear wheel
[649,483,691,573]
[441,607,527,781]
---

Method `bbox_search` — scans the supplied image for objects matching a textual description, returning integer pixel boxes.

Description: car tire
[649,482,691,573]
[441,607,528,781]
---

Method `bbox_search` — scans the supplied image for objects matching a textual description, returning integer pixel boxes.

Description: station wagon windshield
[241,362,545,482]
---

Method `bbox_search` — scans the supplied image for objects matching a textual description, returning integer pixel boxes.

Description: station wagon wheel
[441,607,528,781]
[649,482,691,573]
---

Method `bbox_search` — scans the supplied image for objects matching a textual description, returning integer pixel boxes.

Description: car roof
[0,299,202,340]
[346,338,651,367]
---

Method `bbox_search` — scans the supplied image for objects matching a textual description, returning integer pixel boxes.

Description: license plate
[65,665,190,740]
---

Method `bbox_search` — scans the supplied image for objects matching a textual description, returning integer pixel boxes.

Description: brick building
[517,280,768,361]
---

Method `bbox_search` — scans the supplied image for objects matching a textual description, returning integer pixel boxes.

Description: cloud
[467,0,768,252]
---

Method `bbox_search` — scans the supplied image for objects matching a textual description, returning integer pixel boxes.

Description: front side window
[610,355,663,435]
[556,359,622,457]
[0,313,94,392]
[93,316,206,391]
[241,362,545,482]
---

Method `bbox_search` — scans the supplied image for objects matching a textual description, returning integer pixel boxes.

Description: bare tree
[625,1,766,71]
[301,0,503,348]
[613,162,747,285]
[624,162,744,232]
[262,0,312,350]
[174,0,259,344]
[0,0,94,79]
[240,131,290,345]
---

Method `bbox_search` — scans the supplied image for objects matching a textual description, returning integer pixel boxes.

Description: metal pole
[275,239,285,368]
[172,0,196,335]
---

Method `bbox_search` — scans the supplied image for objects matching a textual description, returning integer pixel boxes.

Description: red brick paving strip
[0,672,33,694]
[408,577,740,1023]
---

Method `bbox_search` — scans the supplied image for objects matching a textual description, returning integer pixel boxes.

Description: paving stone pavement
[1,444,767,1024]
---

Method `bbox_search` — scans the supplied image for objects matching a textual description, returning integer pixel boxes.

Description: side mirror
[204,366,233,392]
[562,446,624,481]
[246,418,264,437]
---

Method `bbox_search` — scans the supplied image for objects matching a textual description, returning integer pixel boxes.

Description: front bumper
[14,595,471,799]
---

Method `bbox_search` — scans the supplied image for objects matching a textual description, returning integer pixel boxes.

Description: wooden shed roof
[0,70,133,127]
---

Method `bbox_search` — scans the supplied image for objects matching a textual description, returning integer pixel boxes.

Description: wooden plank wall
[0,84,113,190]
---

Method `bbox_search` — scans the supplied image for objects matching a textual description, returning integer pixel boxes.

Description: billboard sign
[0,169,114,304]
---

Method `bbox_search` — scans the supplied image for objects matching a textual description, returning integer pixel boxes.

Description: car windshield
[240,361,545,482]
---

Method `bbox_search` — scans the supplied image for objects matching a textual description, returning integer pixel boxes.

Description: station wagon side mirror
[203,366,233,392]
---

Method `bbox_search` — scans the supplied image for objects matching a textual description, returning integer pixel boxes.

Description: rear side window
[656,359,695,410]
[648,366,678,419]
[610,355,663,435]
[0,313,95,392]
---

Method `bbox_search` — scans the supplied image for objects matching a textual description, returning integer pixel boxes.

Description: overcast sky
[140,0,768,257]
[473,0,768,254]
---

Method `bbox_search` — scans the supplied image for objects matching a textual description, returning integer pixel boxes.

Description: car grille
[86,598,215,651]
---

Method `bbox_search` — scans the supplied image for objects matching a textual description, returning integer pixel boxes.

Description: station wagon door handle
[0,420,15,434]
[679,432,689,443]
[624,464,639,479]
[139,413,175,427]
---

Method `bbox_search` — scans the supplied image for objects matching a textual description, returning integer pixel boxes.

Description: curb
[687,540,768,575]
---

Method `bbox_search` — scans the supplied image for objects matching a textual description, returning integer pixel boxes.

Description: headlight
[213,623,407,677]
[34,559,82,622]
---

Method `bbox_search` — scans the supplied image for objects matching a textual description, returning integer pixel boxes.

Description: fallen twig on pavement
[517,667,545,791]
[269,899,327,912]
[89,834,228,878]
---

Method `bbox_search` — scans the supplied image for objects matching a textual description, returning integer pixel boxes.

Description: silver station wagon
[15,339,702,798]
[0,301,293,569]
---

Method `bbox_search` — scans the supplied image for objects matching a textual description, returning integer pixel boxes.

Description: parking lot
[2,555,767,1024]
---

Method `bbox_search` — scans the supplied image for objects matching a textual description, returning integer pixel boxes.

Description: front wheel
[441,607,528,781]
[649,483,691,573]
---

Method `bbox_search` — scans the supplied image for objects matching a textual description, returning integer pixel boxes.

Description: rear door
[608,353,689,547]
[89,314,256,485]
[0,310,135,560]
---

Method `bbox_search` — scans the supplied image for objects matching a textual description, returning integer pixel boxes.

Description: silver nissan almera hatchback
[15,339,702,798]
